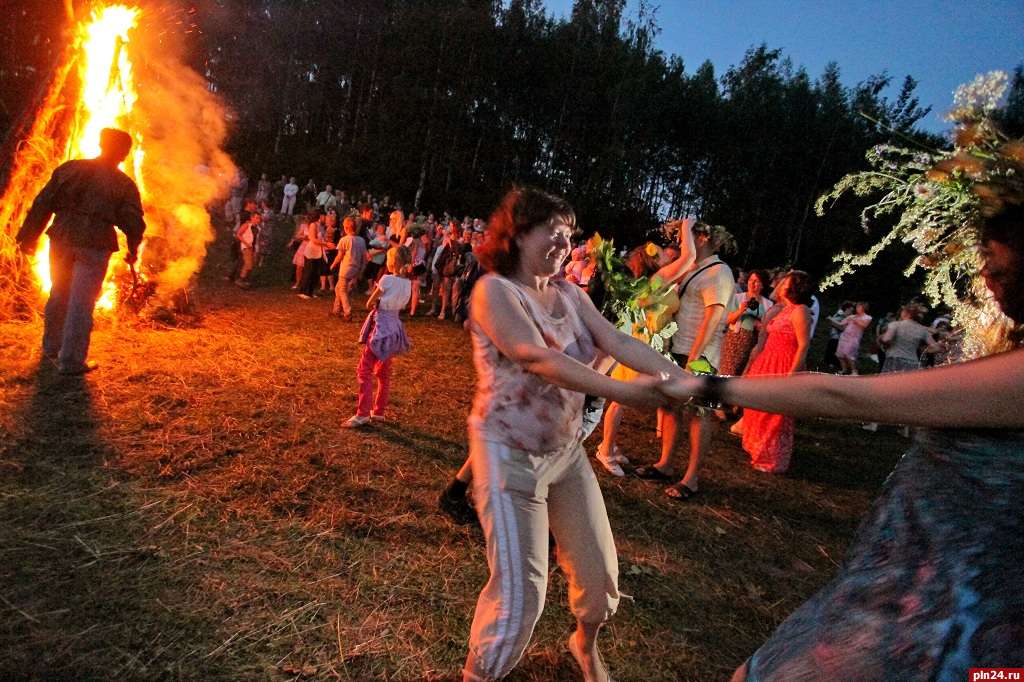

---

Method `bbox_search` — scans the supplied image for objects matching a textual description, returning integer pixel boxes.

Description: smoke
[129,3,235,298]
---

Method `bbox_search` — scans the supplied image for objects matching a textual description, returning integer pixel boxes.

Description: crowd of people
[222,170,970,491]
[224,174,489,325]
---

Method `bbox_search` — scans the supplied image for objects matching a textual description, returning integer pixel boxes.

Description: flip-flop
[665,483,699,502]
[632,465,675,482]
[597,458,625,477]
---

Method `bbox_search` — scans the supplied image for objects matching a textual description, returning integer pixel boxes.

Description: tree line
[195,0,943,278]
[5,0,1023,306]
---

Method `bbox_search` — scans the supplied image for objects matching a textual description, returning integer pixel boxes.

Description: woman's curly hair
[476,186,576,276]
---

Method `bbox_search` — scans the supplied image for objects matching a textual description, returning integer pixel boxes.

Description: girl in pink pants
[342,247,415,427]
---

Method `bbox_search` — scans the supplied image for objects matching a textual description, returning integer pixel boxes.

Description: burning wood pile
[0,1,235,322]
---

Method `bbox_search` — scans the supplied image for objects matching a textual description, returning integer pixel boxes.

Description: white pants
[463,435,619,681]
[281,194,296,215]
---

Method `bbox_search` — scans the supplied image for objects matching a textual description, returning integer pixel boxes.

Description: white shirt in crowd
[283,182,299,198]
[670,255,735,367]
[316,190,335,208]
[377,274,412,311]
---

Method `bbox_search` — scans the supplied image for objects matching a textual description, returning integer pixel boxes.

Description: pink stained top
[468,274,601,453]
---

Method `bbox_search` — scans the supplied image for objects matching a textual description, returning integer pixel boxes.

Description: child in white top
[343,246,414,427]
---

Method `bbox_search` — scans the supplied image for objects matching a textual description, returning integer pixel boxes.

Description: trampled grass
[0,234,904,680]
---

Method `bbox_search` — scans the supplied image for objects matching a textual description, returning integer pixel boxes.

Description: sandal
[596,443,628,477]
[665,483,699,502]
[608,444,630,465]
[632,465,675,482]
[597,456,625,478]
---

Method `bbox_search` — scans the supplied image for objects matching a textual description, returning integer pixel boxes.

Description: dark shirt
[17,158,146,254]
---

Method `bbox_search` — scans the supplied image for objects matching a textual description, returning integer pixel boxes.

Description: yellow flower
[645,242,659,258]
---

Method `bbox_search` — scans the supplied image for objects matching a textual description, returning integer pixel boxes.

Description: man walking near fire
[16,127,146,375]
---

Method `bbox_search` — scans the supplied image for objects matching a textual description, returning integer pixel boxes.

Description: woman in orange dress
[740,271,813,473]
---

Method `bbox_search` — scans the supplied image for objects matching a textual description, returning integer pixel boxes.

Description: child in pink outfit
[343,247,415,427]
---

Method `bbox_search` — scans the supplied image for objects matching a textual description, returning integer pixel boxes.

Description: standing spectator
[388,204,404,238]
[719,269,771,377]
[408,231,431,316]
[832,302,872,374]
[289,218,307,289]
[824,301,855,372]
[633,222,736,502]
[281,176,299,215]
[300,179,318,213]
[336,190,350,216]
[297,212,331,299]
[255,173,271,205]
[452,233,484,324]
[234,211,261,288]
[862,304,941,433]
[430,227,459,319]
[316,184,335,210]
[740,271,814,473]
[256,202,274,267]
[322,212,340,292]
[272,174,287,210]
[341,246,414,427]
[225,170,248,223]
[330,216,368,320]
[364,223,389,291]
[596,225,697,477]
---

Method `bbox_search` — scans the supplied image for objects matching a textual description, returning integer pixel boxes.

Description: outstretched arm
[472,278,668,411]
[661,348,1024,429]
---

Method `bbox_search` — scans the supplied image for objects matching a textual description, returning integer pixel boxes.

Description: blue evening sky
[544,0,1024,134]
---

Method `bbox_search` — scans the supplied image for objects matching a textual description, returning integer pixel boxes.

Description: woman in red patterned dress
[740,271,813,473]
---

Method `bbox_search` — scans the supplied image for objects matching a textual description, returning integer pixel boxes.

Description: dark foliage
[5,0,1014,312]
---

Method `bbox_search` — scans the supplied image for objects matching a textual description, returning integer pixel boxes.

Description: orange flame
[0,1,235,315]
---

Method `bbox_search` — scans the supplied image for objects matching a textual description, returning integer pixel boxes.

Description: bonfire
[0,1,235,321]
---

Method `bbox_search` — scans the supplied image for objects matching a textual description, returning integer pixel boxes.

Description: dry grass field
[0,232,905,680]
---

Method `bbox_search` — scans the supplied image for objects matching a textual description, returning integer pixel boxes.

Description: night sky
[546,0,1024,134]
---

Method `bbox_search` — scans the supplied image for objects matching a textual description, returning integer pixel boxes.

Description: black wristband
[698,374,728,405]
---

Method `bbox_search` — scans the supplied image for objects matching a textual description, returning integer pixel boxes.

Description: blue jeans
[42,243,111,368]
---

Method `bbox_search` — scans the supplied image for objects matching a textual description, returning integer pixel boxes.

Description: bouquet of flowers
[588,234,678,356]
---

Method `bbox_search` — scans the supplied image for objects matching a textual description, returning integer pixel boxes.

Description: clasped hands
[619,372,710,412]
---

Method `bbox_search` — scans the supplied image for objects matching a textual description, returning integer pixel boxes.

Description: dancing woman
[461,187,683,682]
[660,202,1024,681]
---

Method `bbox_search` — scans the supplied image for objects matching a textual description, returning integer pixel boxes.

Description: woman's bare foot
[567,630,611,682]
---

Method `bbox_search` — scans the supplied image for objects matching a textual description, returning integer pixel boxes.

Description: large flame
[0,1,235,315]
